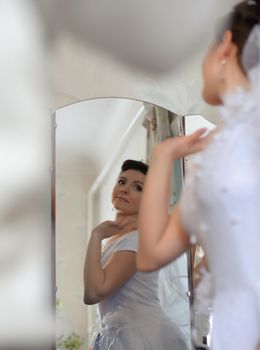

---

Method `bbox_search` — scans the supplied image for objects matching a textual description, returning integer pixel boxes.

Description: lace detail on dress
[180,25,260,350]
[219,88,258,126]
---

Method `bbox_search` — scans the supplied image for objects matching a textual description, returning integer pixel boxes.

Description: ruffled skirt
[91,307,188,350]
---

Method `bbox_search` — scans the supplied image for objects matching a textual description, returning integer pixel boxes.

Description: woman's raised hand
[153,128,209,161]
[93,215,138,240]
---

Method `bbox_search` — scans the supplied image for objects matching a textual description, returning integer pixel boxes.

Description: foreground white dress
[180,87,260,349]
[91,231,188,350]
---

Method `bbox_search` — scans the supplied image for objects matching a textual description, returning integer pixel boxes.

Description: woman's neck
[220,58,250,99]
[113,211,138,238]
[115,212,136,221]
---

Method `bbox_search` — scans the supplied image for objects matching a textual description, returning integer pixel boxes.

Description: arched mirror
[54,97,205,350]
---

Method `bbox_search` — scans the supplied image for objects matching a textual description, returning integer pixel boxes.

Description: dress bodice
[99,231,160,319]
[92,231,188,350]
[179,89,260,349]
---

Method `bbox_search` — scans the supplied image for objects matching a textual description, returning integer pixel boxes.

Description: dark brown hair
[216,0,260,69]
[121,159,148,176]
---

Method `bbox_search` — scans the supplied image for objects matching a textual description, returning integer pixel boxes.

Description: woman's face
[202,42,223,105]
[111,169,146,215]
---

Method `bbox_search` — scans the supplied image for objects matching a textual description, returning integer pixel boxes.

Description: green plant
[56,297,62,309]
[58,332,84,350]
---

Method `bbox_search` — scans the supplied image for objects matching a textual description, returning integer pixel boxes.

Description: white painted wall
[185,115,216,135]
[56,173,93,347]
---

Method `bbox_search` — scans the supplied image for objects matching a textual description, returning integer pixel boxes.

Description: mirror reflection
[55,98,198,350]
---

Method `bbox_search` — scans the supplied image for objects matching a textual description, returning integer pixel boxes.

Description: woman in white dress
[137,1,260,350]
[84,159,187,349]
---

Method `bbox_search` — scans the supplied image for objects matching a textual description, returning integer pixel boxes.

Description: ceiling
[56,98,145,175]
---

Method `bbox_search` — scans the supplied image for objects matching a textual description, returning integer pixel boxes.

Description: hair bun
[235,0,260,25]
[216,1,260,70]
[246,0,259,6]
[247,0,260,17]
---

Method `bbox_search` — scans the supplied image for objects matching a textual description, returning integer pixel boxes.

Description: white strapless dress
[180,89,260,350]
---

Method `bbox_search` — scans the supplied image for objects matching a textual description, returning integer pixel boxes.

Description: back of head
[217,0,260,72]
[121,159,148,176]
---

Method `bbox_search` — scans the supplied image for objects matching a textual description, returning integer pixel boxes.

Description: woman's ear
[218,30,237,60]
[222,30,233,46]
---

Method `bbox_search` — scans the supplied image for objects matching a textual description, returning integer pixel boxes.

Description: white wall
[185,115,216,135]
[56,173,93,347]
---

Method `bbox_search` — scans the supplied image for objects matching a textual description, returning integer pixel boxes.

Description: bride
[137,1,260,350]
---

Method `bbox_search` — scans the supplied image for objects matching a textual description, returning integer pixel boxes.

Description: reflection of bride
[137,1,260,350]
[84,159,187,350]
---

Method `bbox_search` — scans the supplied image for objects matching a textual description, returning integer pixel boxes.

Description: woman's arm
[138,206,190,272]
[84,221,136,305]
[137,129,208,272]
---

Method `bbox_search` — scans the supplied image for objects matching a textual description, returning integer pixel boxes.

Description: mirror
[55,97,195,349]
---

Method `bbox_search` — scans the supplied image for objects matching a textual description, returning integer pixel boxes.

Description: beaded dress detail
[180,86,260,349]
